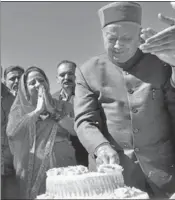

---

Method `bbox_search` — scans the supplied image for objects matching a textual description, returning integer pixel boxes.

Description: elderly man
[1,66,19,199]
[4,65,24,96]
[74,2,175,198]
[56,60,88,166]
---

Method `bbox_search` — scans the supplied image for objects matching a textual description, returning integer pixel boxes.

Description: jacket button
[133,128,139,133]
[128,89,134,94]
[132,108,138,113]
[134,147,140,152]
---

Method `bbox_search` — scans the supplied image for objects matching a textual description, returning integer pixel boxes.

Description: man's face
[102,21,141,64]
[56,63,76,92]
[5,70,23,95]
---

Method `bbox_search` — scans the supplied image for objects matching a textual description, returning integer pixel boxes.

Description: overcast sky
[2,1,175,93]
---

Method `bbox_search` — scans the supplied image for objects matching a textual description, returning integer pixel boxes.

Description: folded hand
[43,88,55,114]
[35,85,45,114]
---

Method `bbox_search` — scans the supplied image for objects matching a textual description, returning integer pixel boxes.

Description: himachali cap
[98,1,142,28]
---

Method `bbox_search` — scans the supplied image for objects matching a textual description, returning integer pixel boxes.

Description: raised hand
[139,3,175,66]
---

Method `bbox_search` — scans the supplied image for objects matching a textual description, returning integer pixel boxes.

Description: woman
[6,66,75,199]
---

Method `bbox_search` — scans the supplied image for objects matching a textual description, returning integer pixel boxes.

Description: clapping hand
[139,3,175,66]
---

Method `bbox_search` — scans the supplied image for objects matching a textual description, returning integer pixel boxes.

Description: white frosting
[47,171,120,180]
[97,163,123,173]
[46,165,89,176]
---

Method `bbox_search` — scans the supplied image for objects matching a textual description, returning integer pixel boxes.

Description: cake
[36,164,149,199]
[45,164,124,198]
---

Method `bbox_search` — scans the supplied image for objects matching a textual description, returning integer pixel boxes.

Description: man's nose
[64,74,69,79]
[114,39,123,48]
[14,77,19,83]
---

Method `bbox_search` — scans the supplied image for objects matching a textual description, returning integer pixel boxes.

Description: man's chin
[112,56,129,64]
[63,84,74,88]
[112,51,137,64]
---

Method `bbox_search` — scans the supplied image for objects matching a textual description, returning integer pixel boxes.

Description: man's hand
[139,3,175,66]
[95,144,120,167]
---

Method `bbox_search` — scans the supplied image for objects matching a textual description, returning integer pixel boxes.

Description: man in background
[4,65,24,96]
[55,60,88,166]
[1,66,19,199]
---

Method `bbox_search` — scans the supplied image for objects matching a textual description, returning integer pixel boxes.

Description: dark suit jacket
[74,50,175,196]
[57,89,88,166]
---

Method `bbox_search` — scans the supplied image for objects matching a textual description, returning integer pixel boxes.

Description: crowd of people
[1,1,175,199]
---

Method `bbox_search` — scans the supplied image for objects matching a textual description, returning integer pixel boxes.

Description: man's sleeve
[74,66,109,155]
